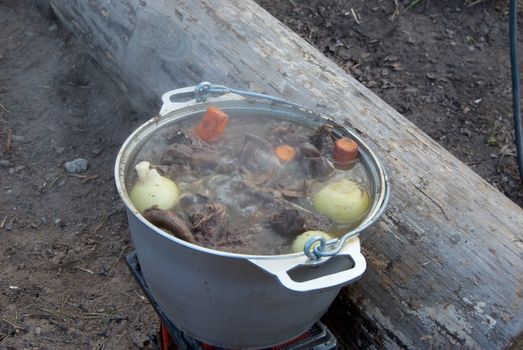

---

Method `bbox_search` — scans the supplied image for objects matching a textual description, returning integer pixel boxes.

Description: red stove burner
[125,251,337,350]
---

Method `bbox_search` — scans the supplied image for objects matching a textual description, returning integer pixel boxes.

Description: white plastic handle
[249,237,366,292]
[160,84,247,116]
[160,86,198,116]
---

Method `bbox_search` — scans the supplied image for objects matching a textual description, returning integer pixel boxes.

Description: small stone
[54,218,62,225]
[34,327,41,335]
[55,147,65,155]
[48,24,58,32]
[12,135,26,143]
[0,160,9,167]
[5,218,14,231]
[14,165,25,173]
[8,168,15,175]
[64,158,89,173]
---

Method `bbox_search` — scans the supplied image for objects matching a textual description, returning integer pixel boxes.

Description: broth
[126,107,371,255]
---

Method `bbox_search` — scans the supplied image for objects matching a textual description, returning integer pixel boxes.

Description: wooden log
[46,0,523,348]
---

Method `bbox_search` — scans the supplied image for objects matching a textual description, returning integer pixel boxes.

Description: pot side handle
[160,86,199,116]
[249,237,366,292]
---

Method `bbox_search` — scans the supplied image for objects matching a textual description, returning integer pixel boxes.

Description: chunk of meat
[160,144,194,165]
[269,123,308,146]
[190,151,221,171]
[310,124,335,157]
[161,143,221,174]
[187,202,229,241]
[301,156,334,179]
[167,130,209,151]
[298,142,321,158]
[270,208,331,237]
[239,134,281,175]
[143,207,196,243]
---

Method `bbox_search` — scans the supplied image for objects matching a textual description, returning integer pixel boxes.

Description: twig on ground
[46,175,64,191]
[424,0,431,11]
[109,246,127,276]
[68,81,90,89]
[81,174,99,183]
[4,128,12,151]
[60,294,69,314]
[404,0,423,12]
[94,207,123,233]
[1,318,23,329]
[350,8,360,24]
[75,266,94,274]
[390,0,401,20]
[0,216,6,229]
[0,103,10,114]
[36,308,67,322]
[466,0,485,8]
[67,173,99,183]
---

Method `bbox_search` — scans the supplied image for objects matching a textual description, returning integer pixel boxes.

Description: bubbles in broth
[126,107,371,255]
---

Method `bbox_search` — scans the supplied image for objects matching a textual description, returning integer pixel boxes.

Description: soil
[0,0,522,349]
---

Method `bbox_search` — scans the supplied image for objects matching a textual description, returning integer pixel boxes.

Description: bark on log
[45,0,523,348]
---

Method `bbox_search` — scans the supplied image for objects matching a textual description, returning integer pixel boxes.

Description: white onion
[129,161,179,213]
[313,179,370,224]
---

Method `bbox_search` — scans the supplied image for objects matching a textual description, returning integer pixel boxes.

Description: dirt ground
[0,0,522,349]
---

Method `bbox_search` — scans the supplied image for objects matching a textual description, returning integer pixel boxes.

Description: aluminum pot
[115,83,389,349]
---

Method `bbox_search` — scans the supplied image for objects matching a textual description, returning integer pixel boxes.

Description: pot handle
[160,82,304,116]
[160,86,200,116]
[249,237,366,292]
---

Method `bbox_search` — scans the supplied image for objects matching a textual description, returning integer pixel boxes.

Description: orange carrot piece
[195,107,229,142]
[275,144,296,162]
[333,137,358,164]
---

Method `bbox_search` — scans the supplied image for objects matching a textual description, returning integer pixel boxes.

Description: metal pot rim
[115,97,389,261]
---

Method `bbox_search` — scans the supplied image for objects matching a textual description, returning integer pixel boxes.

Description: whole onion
[313,179,370,224]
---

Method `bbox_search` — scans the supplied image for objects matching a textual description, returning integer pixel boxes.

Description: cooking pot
[115,82,389,349]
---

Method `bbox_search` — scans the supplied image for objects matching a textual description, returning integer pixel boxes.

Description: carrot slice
[275,144,296,162]
[333,137,358,164]
[195,106,229,142]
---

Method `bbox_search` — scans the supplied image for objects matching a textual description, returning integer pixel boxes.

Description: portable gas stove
[125,251,337,350]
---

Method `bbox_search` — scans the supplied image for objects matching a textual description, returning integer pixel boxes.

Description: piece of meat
[167,129,209,151]
[188,202,229,241]
[160,144,194,165]
[276,178,306,198]
[298,142,321,158]
[240,180,283,204]
[239,134,281,175]
[161,143,221,174]
[143,207,196,243]
[270,208,307,236]
[310,124,335,157]
[269,124,308,146]
[270,207,331,237]
[190,151,220,171]
[301,156,334,179]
